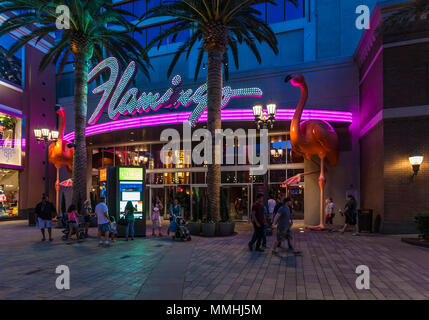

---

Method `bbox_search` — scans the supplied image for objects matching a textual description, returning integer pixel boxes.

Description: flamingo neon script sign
[87,57,263,126]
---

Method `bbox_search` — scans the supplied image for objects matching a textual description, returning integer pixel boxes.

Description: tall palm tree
[0,0,150,210]
[381,0,429,30]
[144,0,295,222]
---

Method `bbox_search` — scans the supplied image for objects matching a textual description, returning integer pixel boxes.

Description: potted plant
[201,219,216,237]
[415,213,429,241]
[188,195,203,235]
[217,191,235,236]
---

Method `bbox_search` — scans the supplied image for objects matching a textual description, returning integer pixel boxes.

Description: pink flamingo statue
[284,74,339,230]
[49,105,74,215]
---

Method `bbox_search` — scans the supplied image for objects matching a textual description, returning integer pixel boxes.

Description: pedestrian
[66,204,81,245]
[339,195,360,236]
[168,198,181,236]
[34,195,56,242]
[152,206,162,236]
[271,197,300,255]
[155,196,163,212]
[82,200,92,238]
[109,216,117,242]
[325,197,335,225]
[124,200,135,241]
[268,197,276,222]
[248,193,266,252]
[95,197,110,247]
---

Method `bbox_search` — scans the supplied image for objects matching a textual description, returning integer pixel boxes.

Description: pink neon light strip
[63,108,352,141]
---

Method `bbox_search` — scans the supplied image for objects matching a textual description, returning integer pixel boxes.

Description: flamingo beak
[284,74,292,83]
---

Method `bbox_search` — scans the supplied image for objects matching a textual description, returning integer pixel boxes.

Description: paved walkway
[0,220,428,300]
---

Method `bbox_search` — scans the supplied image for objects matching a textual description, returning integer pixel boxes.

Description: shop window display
[0,113,22,167]
[0,169,19,218]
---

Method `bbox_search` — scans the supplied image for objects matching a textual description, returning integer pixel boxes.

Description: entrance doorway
[221,185,250,221]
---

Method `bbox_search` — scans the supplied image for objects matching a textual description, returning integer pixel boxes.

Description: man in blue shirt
[271,197,301,255]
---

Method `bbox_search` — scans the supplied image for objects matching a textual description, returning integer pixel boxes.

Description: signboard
[119,167,143,181]
[87,57,263,127]
[99,168,107,182]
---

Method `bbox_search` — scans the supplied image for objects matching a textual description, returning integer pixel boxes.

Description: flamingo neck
[291,84,308,142]
[57,110,66,142]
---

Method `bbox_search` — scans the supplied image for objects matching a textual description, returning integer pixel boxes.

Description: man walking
[248,193,266,252]
[35,195,56,242]
[95,198,110,247]
[272,197,300,255]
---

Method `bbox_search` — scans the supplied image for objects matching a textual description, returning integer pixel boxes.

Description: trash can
[28,209,36,226]
[358,209,373,233]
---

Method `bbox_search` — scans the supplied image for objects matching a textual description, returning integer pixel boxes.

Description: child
[109,216,118,242]
[151,207,162,236]
[67,204,80,245]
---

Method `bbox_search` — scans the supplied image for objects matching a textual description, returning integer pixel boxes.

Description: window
[0,112,22,167]
[0,34,24,87]
[253,0,304,24]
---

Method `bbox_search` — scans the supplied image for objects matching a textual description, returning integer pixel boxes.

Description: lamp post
[252,103,277,209]
[34,128,59,197]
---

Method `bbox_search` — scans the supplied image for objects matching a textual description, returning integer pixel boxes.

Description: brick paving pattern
[0,221,428,300]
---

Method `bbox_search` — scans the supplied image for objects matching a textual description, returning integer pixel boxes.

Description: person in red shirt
[248,193,266,252]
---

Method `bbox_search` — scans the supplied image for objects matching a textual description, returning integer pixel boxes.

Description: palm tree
[143,0,295,222]
[0,0,150,210]
[380,0,429,33]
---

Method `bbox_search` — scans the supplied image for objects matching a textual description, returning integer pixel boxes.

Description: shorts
[111,228,118,235]
[98,223,110,232]
[68,221,79,228]
[37,218,52,229]
[152,220,161,228]
[345,212,357,225]
[84,215,91,223]
[277,228,292,242]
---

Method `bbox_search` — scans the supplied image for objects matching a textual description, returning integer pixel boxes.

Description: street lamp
[252,103,277,210]
[34,127,59,197]
[409,151,423,176]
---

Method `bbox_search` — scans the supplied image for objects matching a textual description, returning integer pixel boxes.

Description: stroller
[170,216,191,241]
[61,214,86,241]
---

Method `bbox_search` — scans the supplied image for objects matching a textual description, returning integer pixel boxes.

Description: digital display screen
[119,167,143,181]
[122,191,141,201]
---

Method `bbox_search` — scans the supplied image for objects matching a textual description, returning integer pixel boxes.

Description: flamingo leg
[306,155,326,231]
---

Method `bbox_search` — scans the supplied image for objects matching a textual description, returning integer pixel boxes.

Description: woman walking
[66,204,81,245]
[124,201,135,241]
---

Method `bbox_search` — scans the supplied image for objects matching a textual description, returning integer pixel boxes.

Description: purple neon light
[63,108,352,141]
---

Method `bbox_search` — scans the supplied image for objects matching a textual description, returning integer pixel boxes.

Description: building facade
[57,0,383,226]
[0,11,57,219]
[4,0,424,233]
[357,1,429,233]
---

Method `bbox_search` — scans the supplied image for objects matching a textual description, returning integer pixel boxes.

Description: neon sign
[87,57,263,126]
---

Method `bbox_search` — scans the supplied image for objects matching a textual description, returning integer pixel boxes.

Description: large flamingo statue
[285,74,338,230]
[49,105,74,215]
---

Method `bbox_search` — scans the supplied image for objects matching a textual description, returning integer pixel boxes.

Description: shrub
[415,213,429,241]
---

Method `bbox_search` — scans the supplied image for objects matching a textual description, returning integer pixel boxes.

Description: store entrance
[221,185,250,221]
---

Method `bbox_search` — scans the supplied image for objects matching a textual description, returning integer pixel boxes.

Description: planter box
[218,222,235,236]
[188,222,201,235]
[201,223,216,237]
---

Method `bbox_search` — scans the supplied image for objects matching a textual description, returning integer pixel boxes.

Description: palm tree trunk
[206,49,223,222]
[72,57,88,211]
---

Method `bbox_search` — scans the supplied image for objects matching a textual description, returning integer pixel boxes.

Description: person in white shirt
[267,198,276,222]
[325,197,335,225]
[95,198,110,247]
